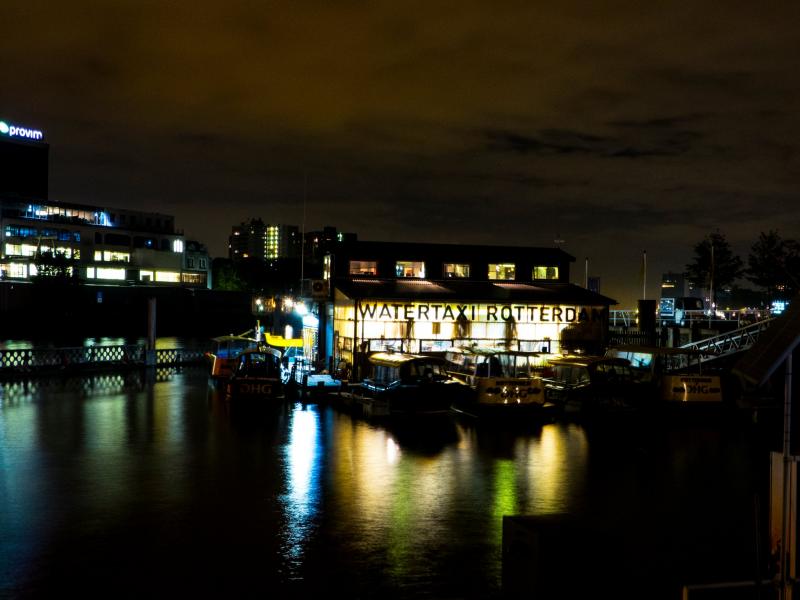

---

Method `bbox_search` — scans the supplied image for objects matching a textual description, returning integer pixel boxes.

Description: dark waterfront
[0,365,780,599]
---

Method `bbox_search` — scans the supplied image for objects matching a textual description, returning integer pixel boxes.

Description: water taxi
[542,355,647,416]
[444,346,556,419]
[352,352,468,418]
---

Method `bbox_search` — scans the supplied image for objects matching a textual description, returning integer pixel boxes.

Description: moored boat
[542,355,648,417]
[604,345,726,417]
[445,346,557,420]
[206,333,259,380]
[224,347,284,401]
[352,352,468,418]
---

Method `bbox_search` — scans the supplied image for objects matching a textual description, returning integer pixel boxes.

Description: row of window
[4,225,81,242]
[185,257,207,270]
[348,260,560,281]
[0,263,205,284]
[3,245,208,271]
[92,232,185,253]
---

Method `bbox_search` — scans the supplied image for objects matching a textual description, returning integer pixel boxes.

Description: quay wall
[0,282,255,342]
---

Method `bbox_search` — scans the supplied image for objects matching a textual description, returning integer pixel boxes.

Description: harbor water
[0,365,781,599]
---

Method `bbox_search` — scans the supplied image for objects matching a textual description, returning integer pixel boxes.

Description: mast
[300,171,307,292]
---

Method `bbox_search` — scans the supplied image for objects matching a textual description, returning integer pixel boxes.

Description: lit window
[395,261,425,278]
[181,273,206,284]
[94,250,130,262]
[10,263,28,278]
[86,267,95,279]
[155,271,180,283]
[488,263,515,280]
[140,270,154,282]
[349,260,377,276]
[96,267,126,280]
[444,263,470,278]
[323,255,332,280]
[173,239,184,253]
[532,266,559,280]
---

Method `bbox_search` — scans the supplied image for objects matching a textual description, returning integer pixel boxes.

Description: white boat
[445,347,556,419]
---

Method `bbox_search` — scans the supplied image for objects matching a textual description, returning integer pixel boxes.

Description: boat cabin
[444,347,552,414]
[543,355,643,414]
[365,352,451,387]
[604,345,723,403]
[358,352,467,416]
[226,347,284,399]
[207,334,260,379]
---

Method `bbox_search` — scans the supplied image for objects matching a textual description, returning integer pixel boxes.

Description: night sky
[2,1,799,307]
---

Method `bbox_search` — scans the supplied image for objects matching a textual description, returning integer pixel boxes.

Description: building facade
[0,197,210,288]
[301,241,617,375]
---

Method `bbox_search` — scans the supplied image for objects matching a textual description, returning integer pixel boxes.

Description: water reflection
[0,369,768,599]
[281,404,322,570]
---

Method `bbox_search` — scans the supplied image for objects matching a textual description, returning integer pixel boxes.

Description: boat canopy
[264,334,303,348]
[368,352,445,367]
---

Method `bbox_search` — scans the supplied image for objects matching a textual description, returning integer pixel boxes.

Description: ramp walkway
[679,318,775,362]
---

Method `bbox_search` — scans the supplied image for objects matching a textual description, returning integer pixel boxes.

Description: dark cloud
[2,0,800,307]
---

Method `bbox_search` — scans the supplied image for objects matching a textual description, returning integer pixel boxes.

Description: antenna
[300,171,306,291]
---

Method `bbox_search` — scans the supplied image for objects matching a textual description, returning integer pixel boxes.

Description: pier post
[146,297,157,366]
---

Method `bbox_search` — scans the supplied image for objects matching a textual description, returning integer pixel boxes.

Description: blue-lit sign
[772,300,788,315]
[0,120,44,141]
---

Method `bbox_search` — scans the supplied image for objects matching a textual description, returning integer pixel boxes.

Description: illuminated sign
[0,120,44,141]
[356,301,603,324]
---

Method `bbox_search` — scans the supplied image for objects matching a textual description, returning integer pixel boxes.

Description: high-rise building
[228,219,300,261]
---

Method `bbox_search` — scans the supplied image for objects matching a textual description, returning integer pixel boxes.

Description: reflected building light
[386,437,401,465]
[526,424,589,514]
[282,406,321,563]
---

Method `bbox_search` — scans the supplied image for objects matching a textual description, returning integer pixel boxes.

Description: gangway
[679,318,775,362]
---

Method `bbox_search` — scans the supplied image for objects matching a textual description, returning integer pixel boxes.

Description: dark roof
[334,278,617,305]
[338,240,575,262]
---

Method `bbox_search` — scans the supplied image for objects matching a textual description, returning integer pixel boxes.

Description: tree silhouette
[747,230,789,302]
[685,230,743,308]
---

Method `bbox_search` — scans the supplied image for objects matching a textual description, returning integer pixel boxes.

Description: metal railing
[0,344,209,376]
[679,318,775,362]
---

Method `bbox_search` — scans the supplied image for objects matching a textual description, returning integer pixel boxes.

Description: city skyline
[2,1,799,308]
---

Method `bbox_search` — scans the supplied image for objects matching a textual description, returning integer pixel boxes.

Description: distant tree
[783,239,800,297]
[31,250,77,285]
[746,230,789,302]
[213,258,247,291]
[685,230,744,308]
